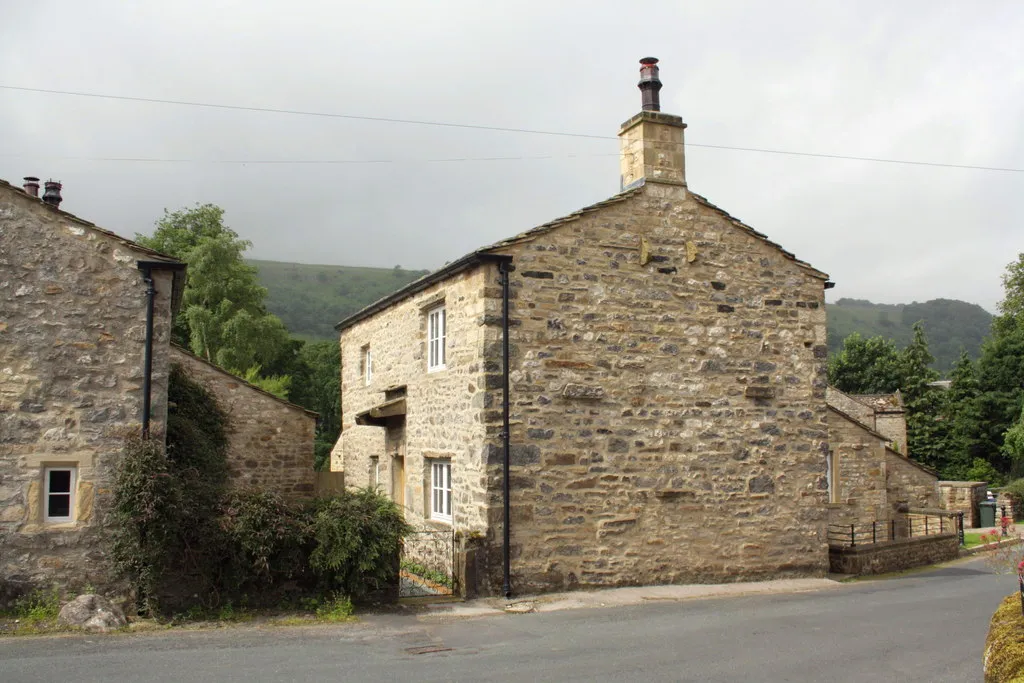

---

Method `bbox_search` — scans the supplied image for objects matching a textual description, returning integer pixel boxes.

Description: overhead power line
[0,152,617,164]
[2,84,1022,173]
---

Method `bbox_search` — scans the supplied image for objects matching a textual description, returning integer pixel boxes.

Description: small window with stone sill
[44,466,76,523]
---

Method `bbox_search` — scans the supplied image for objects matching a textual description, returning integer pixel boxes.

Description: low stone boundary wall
[829,533,960,575]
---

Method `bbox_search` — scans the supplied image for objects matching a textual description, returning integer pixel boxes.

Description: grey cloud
[2,0,1021,312]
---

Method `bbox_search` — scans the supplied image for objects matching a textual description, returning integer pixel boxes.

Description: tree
[965,253,1024,475]
[137,204,292,396]
[897,323,944,471]
[288,341,340,470]
[1001,405,1024,472]
[827,334,903,393]
[934,350,982,478]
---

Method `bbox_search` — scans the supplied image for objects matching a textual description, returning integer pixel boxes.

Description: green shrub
[314,593,354,622]
[220,489,310,591]
[308,488,411,598]
[10,587,62,627]
[111,437,185,615]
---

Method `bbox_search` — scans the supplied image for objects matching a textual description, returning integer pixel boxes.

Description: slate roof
[335,179,829,331]
[851,391,905,413]
[827,404,937,477]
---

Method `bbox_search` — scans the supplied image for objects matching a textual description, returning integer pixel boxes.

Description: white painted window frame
[427,305,446,372]
[362,345,373,385]
[44,466,76,523]
[430,460,453,524]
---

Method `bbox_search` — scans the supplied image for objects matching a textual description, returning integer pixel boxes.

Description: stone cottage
[0,177,184,599]
[0,178,317,601]
[334,59,835,597]
[825,387,940,531]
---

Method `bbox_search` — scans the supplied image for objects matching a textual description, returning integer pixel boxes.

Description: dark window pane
[48,493,70,518]
[49,470,71,493]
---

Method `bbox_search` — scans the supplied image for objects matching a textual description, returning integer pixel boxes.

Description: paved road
[0,557,1011,682]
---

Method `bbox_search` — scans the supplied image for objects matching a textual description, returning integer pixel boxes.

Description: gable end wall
[480,182,830,593]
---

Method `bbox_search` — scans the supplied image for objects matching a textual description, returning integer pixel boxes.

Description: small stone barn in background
[333,59,834,597]
[170,346,318,499]
[825,388,940,530]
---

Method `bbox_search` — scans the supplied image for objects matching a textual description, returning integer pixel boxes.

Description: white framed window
[44,467,76,523]
[427,305,446,372]
[430,460,452,523]
[361,345,373,385]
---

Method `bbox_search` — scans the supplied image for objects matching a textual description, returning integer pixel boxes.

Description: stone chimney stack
[22,176,40,198]
[618,57,687,190]
[41,180,63,208]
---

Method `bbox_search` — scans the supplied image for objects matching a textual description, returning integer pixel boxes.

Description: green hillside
[251,259,993,373]
[827,297,992,372]
[248,260,429,340]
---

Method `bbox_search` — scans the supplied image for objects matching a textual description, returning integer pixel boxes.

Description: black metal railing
[828,511,961,548]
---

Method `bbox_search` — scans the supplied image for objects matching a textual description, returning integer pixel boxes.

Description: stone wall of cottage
[938,481,987,528]
[0,187,175,601]
[885,450,940,512]
[476,181,831,594]
[336,267,493,534]
[170,347,316,500]
[826,408,888,530]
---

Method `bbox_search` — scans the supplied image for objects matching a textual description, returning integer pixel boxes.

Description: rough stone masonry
[0,180,179,600]
[336,59,833,596]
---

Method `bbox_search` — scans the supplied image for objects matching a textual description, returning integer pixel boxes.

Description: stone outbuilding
[170,346,318,499]
[333,59,834,596]
[825,388,940,531]
[0,177,185,600]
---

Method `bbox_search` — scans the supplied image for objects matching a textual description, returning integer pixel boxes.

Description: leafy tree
[136,205,292,388]
[827,334,903,393]
[1001,405,1024,471]
[964,253,1024,475]
[288,341,341,470]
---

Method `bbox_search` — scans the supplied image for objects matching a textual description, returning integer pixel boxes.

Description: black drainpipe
[138,264,156,439]
[498,260,513,599]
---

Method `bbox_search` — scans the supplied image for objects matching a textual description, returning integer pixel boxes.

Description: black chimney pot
[42,180,62,208]
[638,57,662,112]
[23,176,40,198]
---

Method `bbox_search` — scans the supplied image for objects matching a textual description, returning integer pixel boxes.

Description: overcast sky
[2,1,1021,311]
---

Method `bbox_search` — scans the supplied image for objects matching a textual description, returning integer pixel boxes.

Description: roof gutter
[335,252,513,332]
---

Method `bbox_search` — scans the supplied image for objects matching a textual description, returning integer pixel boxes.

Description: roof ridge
[0,178,183,265]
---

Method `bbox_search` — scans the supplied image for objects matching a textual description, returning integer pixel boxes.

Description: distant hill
[827,298,992,372]
[249,260,428,341]
[251,260,993,372]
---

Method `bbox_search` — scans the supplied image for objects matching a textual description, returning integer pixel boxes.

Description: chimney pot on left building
[638,57,662,112]
[42,180,62,208]
[23,176,40,197]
